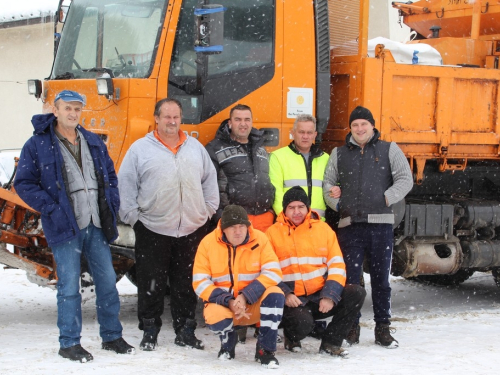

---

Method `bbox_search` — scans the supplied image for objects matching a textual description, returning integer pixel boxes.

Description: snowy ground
[1,266,499,375]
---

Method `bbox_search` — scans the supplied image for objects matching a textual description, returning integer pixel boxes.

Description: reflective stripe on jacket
[265,210,346,304]
[269,142,329,219]
[193,224,282,306]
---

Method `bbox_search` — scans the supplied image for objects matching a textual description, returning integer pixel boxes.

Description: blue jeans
[337,223,393,325]
[51,223,122,348]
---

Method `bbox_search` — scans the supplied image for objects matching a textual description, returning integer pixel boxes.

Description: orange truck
[1,0,500,289]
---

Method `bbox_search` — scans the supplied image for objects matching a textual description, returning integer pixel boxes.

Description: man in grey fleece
[323,106,413,349]
[118,98,219,352]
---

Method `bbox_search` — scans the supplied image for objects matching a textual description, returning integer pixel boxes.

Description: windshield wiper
[53,72,75,80]
[82,67,114,78]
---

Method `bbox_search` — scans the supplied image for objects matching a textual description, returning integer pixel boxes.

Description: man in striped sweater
[323,106,413,349]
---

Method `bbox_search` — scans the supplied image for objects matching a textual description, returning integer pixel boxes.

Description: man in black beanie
[323,106,413,348]
[266,187,366,358]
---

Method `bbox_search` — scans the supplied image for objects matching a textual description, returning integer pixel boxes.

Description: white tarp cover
[0,0,58,23]
[368,36,443,65]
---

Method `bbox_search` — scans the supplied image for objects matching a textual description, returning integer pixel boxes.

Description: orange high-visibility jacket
[193,224,282,306]
[266,210,346,304]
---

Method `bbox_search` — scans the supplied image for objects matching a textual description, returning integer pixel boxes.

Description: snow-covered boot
[140,318,159,351]
[218,329,237,360]
[59,344,93,363]
[255,343,279,369]
[319,341,349,358]
[375,323,399,349]
[345,323,360,346]
[175,318,204,349]
[284,336,302,352]
[102,337,136,354]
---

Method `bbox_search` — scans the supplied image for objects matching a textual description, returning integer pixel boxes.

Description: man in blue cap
[15,90,135,362]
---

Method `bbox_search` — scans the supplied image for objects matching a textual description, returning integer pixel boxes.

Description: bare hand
[229,294,251,320]
[329,186,342,199]
[319,298,334,313]
[285,294,302,308]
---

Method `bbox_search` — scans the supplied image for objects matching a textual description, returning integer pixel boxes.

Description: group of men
[14,91,413,368]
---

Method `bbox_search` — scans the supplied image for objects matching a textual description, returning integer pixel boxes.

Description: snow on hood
[0,0,58,23]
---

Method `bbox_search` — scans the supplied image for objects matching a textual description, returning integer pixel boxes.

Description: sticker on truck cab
[287,87,313,118]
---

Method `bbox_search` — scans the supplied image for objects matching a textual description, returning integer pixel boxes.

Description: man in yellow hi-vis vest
[269,114,329,220]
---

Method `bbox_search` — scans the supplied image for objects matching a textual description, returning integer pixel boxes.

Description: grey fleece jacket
[118,132,219,237]
[323,134,413,227]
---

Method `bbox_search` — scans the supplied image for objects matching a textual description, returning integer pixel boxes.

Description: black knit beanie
[220,205,251,230]
[349,106,375,127]
[282,186,309,210]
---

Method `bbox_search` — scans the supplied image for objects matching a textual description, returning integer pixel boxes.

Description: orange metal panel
[400,0,500,39]
[282,0,316,128]
[0,187,32,211]
[389,76,438,133]
[43,79,132,164]
[156,0,177,100]
[361,58,383,131]
[374,60,500,159]
[451,79,498,133]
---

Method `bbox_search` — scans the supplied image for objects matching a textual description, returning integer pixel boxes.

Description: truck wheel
[492,268,500,288]
[412,269,474,286]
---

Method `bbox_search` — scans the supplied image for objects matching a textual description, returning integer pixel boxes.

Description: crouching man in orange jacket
[193,205,285,369]
[266,186,366,358]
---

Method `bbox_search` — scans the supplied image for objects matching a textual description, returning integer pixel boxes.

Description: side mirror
[194,5,225,54]
[59,5,69,23]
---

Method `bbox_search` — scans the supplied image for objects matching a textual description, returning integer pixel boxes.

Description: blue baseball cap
[54,90,85,105]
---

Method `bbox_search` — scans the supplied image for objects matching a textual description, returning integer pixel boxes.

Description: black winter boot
[218,329,237,360]
[140,318,160,351]
[284,336,302,353]
[255,343,279,369]
[102,337,136,354]
[375,323,399,349]
[175,318,204,349]
[319,341,349,358]
[58,344,93,363]
[345,323,360,346]
[218,346,236,361]
[237,326,248,344]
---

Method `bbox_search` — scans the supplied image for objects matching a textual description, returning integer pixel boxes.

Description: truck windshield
[51,0,167,79]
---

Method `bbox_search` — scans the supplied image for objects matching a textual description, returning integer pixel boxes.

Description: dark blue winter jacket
[14,113,120,247]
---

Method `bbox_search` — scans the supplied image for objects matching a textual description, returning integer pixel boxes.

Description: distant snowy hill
[0,0,58,23]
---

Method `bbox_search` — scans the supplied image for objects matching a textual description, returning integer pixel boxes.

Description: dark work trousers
[282,284,366,346]
[134,220,210,334]
[337,223,394,325]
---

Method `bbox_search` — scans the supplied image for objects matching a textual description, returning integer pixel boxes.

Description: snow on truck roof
[0,0,58,23]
